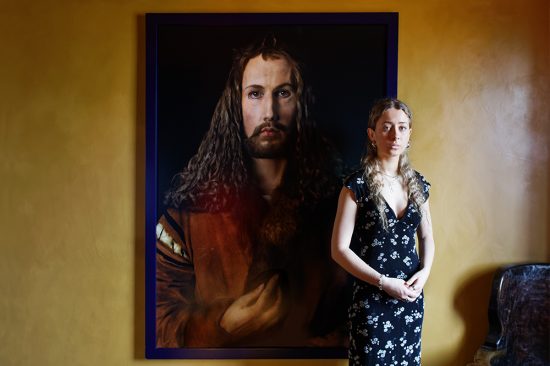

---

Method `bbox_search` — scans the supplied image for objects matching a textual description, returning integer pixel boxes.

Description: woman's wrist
[378,273,385,290]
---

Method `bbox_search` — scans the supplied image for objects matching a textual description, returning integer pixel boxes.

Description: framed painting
[145,12,398,359]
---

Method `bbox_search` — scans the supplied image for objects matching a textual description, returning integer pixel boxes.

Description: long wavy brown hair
[164,36,341,212]
[361,98,426,229]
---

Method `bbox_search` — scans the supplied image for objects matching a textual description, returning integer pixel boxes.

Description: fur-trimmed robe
[155,189,349,347]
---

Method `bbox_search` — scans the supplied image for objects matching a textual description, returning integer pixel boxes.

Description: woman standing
[331,98,435,365]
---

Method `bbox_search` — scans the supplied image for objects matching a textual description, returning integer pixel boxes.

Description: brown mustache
[249,121,289,138]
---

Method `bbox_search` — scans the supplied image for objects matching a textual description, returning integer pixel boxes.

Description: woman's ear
[367,127,375,143]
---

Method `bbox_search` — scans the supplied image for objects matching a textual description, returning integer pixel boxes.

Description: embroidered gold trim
[156,223,188,259]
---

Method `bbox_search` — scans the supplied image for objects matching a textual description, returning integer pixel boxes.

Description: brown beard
[243,121,294,159]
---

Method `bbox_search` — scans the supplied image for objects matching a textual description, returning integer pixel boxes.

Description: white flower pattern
[345,170,430,366]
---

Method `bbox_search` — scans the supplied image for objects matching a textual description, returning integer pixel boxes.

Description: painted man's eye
[276,89,292,98]
[248,91,262,99]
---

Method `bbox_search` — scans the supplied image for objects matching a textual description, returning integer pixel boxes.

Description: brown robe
[156,195,349,348]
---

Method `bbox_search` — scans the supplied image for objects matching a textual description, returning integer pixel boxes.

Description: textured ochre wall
[0,1,548,365]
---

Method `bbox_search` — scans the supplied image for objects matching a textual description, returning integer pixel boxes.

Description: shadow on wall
[134,14,147,359]
[424,266,497,366]
[449,266,499,366]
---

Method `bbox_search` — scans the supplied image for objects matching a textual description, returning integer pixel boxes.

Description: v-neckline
[383,198,410,221]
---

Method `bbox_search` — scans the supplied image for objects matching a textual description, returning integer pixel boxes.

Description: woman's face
[368,107,412,159]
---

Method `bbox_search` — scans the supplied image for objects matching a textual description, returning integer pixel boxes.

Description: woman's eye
[399,126,407,131]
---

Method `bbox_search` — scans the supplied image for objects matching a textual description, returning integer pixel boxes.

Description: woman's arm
[331,187,380,286]
[406,199,435,293]
[331,187,416,301]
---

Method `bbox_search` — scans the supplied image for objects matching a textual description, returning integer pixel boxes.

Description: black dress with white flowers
[344,170,430,366]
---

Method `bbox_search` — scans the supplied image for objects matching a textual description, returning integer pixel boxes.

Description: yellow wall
[1,0,548,365]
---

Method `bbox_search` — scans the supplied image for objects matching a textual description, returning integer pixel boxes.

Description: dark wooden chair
[469,263,549,365]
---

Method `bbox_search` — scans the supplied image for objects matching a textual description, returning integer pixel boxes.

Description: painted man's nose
[263,96,279,121]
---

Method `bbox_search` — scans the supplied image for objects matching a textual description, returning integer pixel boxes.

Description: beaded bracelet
[378,274,385,290]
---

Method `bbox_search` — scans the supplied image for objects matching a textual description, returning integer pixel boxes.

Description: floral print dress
[344,170,430,366]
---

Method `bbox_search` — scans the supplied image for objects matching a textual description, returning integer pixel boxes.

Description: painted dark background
[155,20,392,210]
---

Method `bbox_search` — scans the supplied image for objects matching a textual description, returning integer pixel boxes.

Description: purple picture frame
[145,12,398,359]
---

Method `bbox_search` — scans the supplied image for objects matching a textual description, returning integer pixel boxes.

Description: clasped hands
[381,268,429,303]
